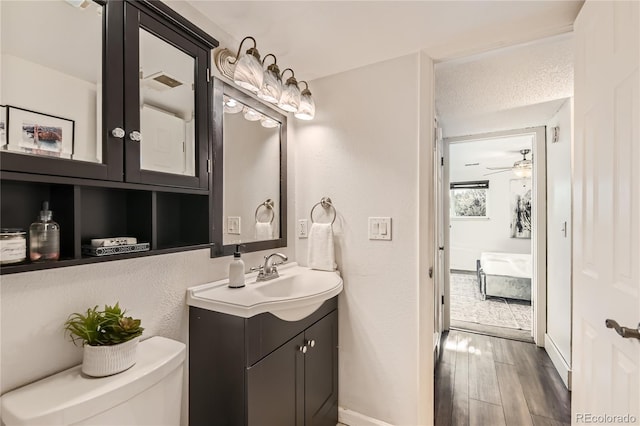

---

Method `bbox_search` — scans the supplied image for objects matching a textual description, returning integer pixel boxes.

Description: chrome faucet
[254,252,288,281]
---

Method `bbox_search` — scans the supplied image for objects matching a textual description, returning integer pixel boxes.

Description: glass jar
[0,229,27,265]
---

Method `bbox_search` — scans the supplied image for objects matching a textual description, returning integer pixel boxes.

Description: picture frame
[0,105,6,148]
[6,106,74,159]
[510,178,532,238]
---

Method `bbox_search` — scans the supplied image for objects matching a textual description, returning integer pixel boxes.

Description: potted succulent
[64,302,144,377]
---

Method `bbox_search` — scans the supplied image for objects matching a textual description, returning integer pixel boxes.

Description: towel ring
[310,197,336,225]
[255,199,275,224]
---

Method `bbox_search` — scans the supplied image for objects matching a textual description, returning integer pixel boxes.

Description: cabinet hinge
[207,68,210,82]
[207,159,212,173]
[441,157,444,166]
[442,295,444,305]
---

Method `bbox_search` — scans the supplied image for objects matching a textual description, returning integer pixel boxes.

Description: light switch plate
[227,216,241,235]
[298,219,308,238]
[369,217,392,240]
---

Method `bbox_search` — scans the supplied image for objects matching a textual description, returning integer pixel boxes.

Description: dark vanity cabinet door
[304,310,339,426]
[123,3,210,190]
[247,332,305,426]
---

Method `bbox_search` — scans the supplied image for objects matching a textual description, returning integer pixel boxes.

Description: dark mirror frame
[211,78,287,257]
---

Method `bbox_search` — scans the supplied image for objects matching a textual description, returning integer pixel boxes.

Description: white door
[573,1,640,423]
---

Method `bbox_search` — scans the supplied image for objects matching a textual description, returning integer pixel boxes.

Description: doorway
[441,127,546,344]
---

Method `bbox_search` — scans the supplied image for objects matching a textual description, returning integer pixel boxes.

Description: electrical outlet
[227,216,241,235]
[298,219,308,238]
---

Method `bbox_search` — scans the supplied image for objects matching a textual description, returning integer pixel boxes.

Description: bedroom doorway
[442,127,546,343]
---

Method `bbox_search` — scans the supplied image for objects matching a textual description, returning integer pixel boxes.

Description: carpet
[450,272,532,331]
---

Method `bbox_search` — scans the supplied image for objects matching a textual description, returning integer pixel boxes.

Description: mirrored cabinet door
[0,0,124,181]
[123,3,210,190]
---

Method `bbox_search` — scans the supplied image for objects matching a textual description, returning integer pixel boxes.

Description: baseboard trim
[339,407,393,426]
[544,333,572,390]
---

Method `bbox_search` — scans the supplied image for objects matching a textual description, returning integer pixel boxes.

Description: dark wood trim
[103,0,125,181]
[212,80,288,257]
[0,171,209,195]
[0,243,213,275]
[125,0,218,50]
[210,78,224,256]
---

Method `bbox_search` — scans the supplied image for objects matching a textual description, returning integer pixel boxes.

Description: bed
[476,252,532,301]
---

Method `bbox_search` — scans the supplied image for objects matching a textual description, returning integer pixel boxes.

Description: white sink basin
[187,263,343,321]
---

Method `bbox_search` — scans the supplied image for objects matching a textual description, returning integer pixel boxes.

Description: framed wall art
[6,106,74,159]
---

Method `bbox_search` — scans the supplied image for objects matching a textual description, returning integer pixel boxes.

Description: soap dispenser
[228,245,245,288]
[29,201,60,262]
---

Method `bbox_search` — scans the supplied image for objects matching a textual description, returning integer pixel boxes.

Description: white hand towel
[255,222,274,240]
[307,223,337,271]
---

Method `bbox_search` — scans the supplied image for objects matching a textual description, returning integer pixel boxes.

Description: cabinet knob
[306,339,316,348]
[129,131,143,142]
[298,345,307,354]
[111,127,125,138]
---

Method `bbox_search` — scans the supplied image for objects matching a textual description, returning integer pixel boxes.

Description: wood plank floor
[435,330,571,426]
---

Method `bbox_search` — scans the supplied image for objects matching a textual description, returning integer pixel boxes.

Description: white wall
[545,99,573,367]
[449,141,532,271]
[293,53,434,425]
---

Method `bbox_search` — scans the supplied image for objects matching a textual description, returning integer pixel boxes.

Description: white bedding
[480,252,532,278]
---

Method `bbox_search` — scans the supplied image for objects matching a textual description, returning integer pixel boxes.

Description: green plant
[64,302,144,346]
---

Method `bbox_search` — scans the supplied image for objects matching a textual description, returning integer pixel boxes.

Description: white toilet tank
[1,336,185,426]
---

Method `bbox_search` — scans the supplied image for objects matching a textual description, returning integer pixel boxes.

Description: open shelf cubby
[1,177,211,275]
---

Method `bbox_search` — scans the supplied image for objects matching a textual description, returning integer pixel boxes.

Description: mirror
[215,81,287,254]
[139,28,196,176]
[0,0,103,162]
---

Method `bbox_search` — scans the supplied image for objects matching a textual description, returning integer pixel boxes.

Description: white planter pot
[82,337,140,377]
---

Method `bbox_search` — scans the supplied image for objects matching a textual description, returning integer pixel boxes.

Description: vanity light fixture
[243,107,262,122]
[294,81,316,120]
[278,68,301,113]
[229,37,263,94]
[258,54,283,104]
[214,37,316,120]
[260,117,279,129]
[223,96,243,114]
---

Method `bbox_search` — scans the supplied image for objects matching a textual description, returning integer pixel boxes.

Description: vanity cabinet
[0,0,217,274]
[189,297,338,426]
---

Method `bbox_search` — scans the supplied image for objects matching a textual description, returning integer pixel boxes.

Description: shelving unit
[0,172,212,275]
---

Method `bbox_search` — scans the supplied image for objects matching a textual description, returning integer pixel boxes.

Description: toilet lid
[0,336,185,426]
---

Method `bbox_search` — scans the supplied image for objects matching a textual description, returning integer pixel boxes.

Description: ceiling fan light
[513,164,532,178]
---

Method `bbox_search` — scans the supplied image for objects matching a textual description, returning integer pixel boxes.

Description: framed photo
[510,178,532,238]
[6,106,74,159]
[450,180,489,219]
[0,106,6,148]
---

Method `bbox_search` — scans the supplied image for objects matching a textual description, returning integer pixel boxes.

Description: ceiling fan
[484,149,532,177]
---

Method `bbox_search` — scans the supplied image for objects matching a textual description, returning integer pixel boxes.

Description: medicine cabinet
[0,0,218,274]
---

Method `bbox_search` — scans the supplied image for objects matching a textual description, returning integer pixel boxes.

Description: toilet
[0,336,185,426]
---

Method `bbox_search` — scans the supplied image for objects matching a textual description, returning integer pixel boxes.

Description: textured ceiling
[436,34,574,137]
[450,134,534,178]
[188,1,583,82]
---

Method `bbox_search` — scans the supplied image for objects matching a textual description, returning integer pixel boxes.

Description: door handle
[605,319,640,340]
